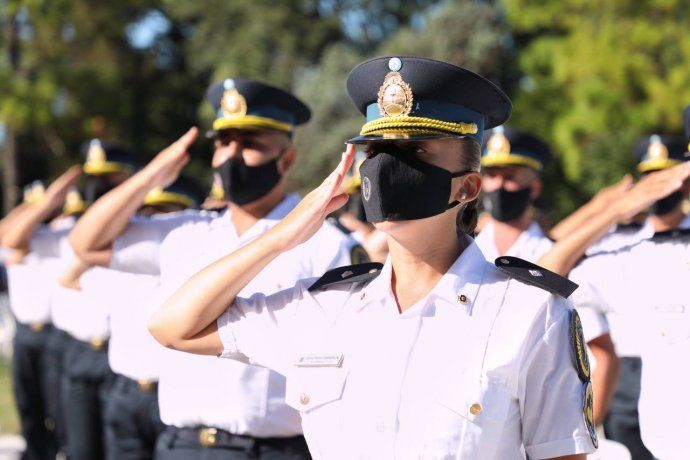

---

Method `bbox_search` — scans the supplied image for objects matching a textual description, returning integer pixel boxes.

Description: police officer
[2,169,81,460]
[69,79,359,459]
[150,56,597,459]
[3,142,136,460]
[474,127,621,429]
[566,132,690,459]
[68,178,204,460]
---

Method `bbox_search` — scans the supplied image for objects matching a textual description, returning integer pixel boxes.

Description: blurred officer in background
[69,78,360,459]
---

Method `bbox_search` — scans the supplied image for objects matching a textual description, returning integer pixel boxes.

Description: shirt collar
[210,193,301,238]
[356,236,490,315]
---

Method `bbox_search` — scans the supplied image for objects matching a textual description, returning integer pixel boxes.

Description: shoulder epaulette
[308,262,383,292]
[651,227,690,241]
[495,256,578,299]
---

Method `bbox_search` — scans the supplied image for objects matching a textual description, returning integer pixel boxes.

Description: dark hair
[455,138,481,236]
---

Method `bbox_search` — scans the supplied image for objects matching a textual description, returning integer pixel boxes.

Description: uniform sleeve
[110,214,189,275]
[30,227,67,258]
[569,281,610,343]
[216,280,309,376]
[519,301,596,458]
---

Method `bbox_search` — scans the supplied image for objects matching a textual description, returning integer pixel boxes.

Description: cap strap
[213,115,292,133]
[360,116,478,137]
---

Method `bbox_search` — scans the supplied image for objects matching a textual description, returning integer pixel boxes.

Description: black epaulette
[495,256,578,299]
[652,227,690,241]
[308,262,383,292]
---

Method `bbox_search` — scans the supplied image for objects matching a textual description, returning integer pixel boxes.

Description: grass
[0,358,19,435]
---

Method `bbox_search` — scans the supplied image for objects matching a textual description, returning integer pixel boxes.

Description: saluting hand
[270,144,356,251]
[616,161,690,221]
[44,165,82,208]
[141,127,198,189]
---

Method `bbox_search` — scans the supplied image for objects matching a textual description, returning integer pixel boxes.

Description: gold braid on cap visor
[360,116,478,137]
[213,115,292,133]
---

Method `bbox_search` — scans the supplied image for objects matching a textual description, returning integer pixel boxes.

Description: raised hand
[615,162,690,221]
[270,144,356,251]
[44,165,83,208]
[141,127,198,190]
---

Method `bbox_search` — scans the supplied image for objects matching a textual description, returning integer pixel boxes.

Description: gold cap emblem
[647,135,668,160]
[377,71,413,117]
[86,139,107,165]
[23,181,45,204]
[221,85,247,119]
[65,189,84,207]
[486,127,511,157]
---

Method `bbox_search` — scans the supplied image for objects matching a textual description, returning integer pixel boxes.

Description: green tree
[503,0,690,215]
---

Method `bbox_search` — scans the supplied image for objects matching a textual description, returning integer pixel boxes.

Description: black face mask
[84,176,114,203]
[483,187,532,223]
[650,190,684,216]
[346,192,368,222]
[216,155,282,205]
[358,146,468,223]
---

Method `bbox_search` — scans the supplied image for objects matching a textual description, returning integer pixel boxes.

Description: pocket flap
[286,367,347,412]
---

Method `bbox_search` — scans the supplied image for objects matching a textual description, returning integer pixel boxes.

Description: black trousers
[44,327,70,454]
[603,356,655,460]
[154,426,311,460]
[62,336,114,460]
[11,321,58,460]
[104,374,165,460]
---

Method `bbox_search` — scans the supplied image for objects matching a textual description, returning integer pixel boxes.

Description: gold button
[458,294,468,305]
[469,403,482,415]
[299,393,310,405]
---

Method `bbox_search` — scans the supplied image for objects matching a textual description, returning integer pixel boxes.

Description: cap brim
[83,162,131,176]
[346,133,466,144]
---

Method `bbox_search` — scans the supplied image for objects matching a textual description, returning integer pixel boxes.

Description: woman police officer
[149,56,595,459]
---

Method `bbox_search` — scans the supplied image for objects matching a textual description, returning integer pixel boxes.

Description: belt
[18,320,51,332]
[89,336,107,350]
[119,374,158,393]
[167,426,305,450]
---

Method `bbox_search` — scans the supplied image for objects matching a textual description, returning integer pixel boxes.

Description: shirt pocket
[424,380,518,459]
[285,367,348,413]
[285,367,348,458]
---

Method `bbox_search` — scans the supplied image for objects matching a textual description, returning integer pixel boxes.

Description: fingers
[176,127,199,150]
[324,145,357,196]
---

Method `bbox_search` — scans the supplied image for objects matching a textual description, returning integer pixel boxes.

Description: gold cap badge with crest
[86,139,107,166]
[377,57,413,117]
[220,79,247,119]
[486,126,511,158]
[647,134,668,161]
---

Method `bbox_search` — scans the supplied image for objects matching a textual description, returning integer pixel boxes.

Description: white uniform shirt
[476,220,608,343]
[634,215,690,459]
[110,194,355,437]
[6,253,58,324]
[217,240,596,459]
[80,269,165,381]
[569,222,661,358]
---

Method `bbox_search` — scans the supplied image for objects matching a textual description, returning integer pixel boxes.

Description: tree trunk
[3,125,18,213]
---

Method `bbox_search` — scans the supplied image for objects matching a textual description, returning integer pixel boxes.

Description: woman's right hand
[269,144,356,251]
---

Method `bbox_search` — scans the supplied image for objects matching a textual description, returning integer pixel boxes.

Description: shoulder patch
[652,227,690,241]
[308,262,383,292]
[350,244,370,264]
[583,381,598,449]
[495,256,578,298]
[569,309,591,383]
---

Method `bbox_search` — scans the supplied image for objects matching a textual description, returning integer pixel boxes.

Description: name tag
[655,304,685,313]
[295,353,344,368]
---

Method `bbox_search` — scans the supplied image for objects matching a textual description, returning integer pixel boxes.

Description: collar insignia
[377,71,413,117]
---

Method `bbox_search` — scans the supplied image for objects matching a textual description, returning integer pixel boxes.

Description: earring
[460,193,467,200]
